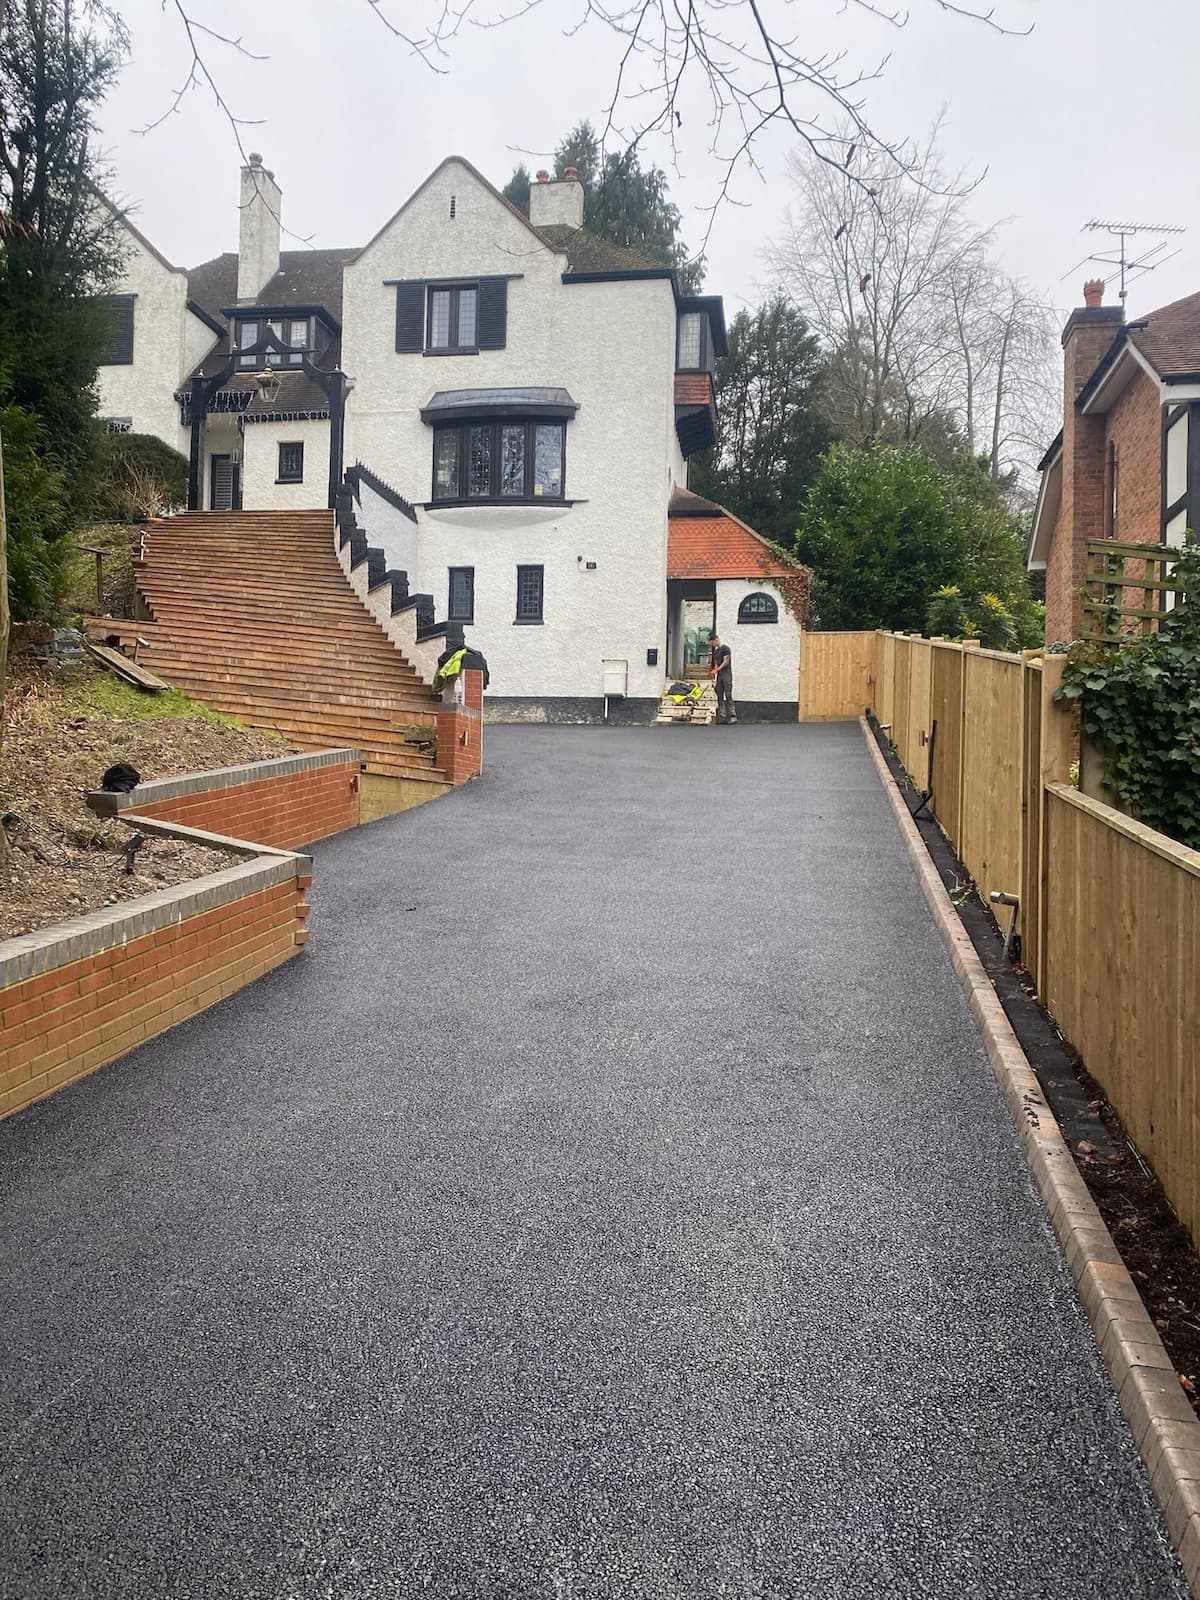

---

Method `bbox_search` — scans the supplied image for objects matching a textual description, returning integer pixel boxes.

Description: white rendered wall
[353,475,419,578]
[240,419,330,510]
[528,176,584,230]
[342,158,676,706]
[716,577,801,708]
[97,219,214,460]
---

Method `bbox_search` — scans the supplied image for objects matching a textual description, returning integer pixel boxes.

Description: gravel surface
[0,724,1186,1599]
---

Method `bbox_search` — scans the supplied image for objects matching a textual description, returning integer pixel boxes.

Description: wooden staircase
[133,510,446,782]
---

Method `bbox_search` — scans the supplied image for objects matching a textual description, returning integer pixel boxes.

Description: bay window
[431,419,566,503]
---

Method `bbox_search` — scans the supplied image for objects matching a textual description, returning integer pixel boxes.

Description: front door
[210,455,241,511]
[681,597,716,678]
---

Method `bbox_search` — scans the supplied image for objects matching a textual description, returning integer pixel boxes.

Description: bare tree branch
[769,121,1054,486]
[154,0,1031,253]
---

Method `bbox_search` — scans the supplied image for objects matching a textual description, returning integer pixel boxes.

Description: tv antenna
[1065,220,1187,304]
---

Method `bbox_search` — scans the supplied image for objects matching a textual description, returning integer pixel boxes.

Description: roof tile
[667,502,805,581]
[1128,288,1200,379]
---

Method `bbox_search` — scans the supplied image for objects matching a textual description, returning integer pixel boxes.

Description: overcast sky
[97,0,1199,325]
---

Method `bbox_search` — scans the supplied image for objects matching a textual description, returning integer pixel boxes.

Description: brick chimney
[237,153,282,302]
[1051,279,1125,640]
[528,165,584,231]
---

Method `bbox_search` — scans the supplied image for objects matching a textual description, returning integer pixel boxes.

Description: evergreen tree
[796,445,969,632]
[797,443,1042,642]
[0,0,128,620]
[689,295,831,546]
[506,123,703,292]
[502,162,530,216]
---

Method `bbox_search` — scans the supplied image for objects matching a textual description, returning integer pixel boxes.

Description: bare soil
[1,658,292,942]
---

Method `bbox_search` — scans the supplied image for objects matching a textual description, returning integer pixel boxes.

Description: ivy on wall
[1057,545,1200,849]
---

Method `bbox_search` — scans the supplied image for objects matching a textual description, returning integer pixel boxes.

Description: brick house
[1029,279,1200,642]
[94,155,809,722]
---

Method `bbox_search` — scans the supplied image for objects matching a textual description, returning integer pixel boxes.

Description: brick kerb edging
[860,716,1200,1593]
[87,747,361,815]
[0,853,305,990]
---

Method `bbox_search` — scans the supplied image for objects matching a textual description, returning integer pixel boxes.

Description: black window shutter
[394,280,425,353]
[101,295,135,365]
[477,277,508,350]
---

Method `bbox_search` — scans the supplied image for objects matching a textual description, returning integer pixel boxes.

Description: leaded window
[428,284,478,352]
[431,419,567,504]
[467,425,492,498]
[277,442,304,483]
[738,591,778,624]
[516,565,544,623]
[678,311,703,370]
[448,566,475,623]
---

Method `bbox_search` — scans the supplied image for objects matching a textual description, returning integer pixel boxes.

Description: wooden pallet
[84,640,169,692]
[655,684,717,725]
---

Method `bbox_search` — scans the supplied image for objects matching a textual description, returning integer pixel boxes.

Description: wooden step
[134,507,441,762]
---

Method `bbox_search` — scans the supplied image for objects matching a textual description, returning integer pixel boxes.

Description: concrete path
[0,725,1186,1599]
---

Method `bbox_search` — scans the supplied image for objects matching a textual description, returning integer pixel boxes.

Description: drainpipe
[1103,440,1116,540]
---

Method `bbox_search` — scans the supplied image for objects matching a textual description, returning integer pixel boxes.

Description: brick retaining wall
[0,854,310,1120]
[88,748,361,850]
[436,670,484,786]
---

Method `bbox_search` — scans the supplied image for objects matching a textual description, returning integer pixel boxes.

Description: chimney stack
[1049,279,1125,640]
[237,152,282,302]
[528,165,584,231]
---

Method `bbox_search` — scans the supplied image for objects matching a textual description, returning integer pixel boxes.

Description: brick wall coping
[87,747,362,816]
[0,853,305,991]
[119,815,295,856]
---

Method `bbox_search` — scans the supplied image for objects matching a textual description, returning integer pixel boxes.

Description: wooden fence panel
[892,636,912,773]
[798,631,876,721]
[875,633,896,731]
[929,644,964,850]
[959,650,1025,903]
[1044,786,1200,1240]
[905,640,933,792]
[1021,662,1043,983]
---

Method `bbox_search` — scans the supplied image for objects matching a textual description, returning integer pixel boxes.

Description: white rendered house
[96,155,807,722]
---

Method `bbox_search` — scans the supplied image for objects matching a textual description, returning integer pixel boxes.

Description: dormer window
[236,316,311,368]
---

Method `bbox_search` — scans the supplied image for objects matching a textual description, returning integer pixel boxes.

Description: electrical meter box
[601,658,629,699]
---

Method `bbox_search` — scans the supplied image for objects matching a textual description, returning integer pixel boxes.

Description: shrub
[1057,545,1200,848]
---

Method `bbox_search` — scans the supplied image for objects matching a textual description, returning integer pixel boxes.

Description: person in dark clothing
[710,634,736,724]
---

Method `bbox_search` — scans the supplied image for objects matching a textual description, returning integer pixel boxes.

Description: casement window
[276,441,304,483]
[738,592,778,624]
[448,566,475,623]
[236,316,311,368]
[428,285,477,352]
[432,419,565,504]
[393,277,508,354]
[515,565,544,624]
[677,310,705,371]
[99,295,135,365]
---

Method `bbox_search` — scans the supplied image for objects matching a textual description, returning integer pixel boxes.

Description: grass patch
[57,664,285,734]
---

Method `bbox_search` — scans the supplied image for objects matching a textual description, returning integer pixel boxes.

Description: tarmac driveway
[0,724,1186,1598]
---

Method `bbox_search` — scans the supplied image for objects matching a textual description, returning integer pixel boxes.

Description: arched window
[738,591,778,624]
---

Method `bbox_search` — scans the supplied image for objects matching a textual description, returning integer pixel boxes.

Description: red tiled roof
[667,497,803,581]
[674,371,713,407]
[1129,289,1200,379]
